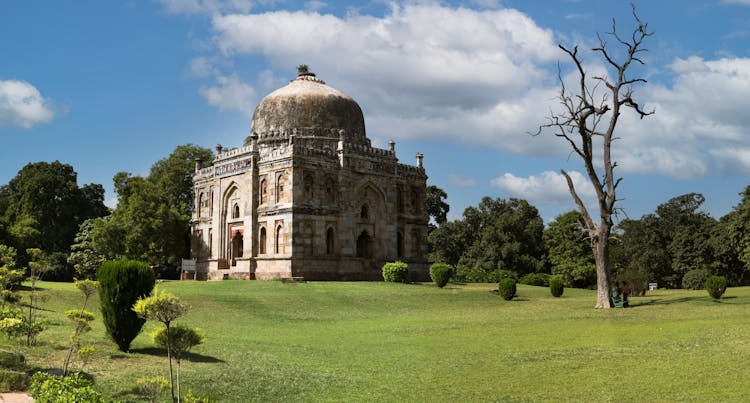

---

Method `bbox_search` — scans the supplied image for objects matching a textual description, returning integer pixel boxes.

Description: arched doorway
[326,227,335,255]
[231,231,243,266]
[356,230,373,258]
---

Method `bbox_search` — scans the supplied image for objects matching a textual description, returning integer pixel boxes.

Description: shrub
[682,269,710,290]
[498,278,516,301]
[0,369,29,392]
[136,376,169,403]
[29,372,105,403]
[705,276,727,299]
[550,275,564,297]
[0,350,25,370]
[520,273,551,287]
[456,267,517,283]
[185,389,218,403]
[0,266,24,292]
[98,259,155,352]
[382,261,409,283]
[429,263,453,288]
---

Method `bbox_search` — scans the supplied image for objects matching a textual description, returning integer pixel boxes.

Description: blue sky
[2,0,750,223]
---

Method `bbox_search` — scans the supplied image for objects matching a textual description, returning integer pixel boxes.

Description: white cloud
[490,170,596,207]
[199,74,257,115]
[210,4,559,150]
[449,174,476,187]
[304,1,326,12]
[606,56,750,177]
[0,79,55,129]
[187,57,216,77]
[193,4,750,180]
[156,0,260,15]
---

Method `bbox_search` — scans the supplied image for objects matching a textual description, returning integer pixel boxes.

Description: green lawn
[6,280,750,402]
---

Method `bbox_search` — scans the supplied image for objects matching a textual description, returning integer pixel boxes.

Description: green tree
[428,220,471,266]
[425,185,450,228]
[134,289,190,403]
[67,219,107,280]
[614,193,728,288]
[153,325,203,403]
[63,279,99,376]
[98,259,155,352]
[92,145,212,275]
[544,211,596,288]
[726,185,750,282]
[1,161,108,261]
[458,197,545,279]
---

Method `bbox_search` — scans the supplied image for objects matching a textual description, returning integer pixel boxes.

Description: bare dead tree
[539,6,653,308]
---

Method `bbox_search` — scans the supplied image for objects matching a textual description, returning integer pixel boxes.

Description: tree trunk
[593,230,612,308]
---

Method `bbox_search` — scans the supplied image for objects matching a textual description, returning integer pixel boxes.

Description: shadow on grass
[631,296,705,307]
[130,347,225,363]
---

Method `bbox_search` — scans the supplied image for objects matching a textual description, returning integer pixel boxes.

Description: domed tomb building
[189,70,429,280]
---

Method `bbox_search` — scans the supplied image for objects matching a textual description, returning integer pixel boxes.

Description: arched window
[276,174,286,203]
[208,228,213,257]
[275,225,283,254]
[326,227,335,255]
[356,230,372,258]
[360,204,369,220]
[397,231,404,258]
[197,193,203,217]
[232,203,240,219]
[259,227,266,254]
[260,179,268,205]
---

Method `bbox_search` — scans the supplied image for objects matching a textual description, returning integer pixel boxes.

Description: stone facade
[189,72,429,280]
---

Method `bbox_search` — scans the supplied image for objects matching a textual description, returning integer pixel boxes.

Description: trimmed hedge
[429,263,453,288]
[549,275,564,297]
[705,275,727,299]
[498,278,516,301]
[520,273,551,287]
[98,259,155,352]
[382,261,409,283]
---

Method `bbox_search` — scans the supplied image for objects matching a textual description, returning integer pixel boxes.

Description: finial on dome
[297,64,313,76]
[294,64,324,83]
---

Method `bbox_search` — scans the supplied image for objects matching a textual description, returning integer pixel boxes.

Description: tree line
[0,144,212,280]
[427,189,750,291]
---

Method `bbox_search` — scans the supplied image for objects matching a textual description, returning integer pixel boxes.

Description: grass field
[5,280,750,402]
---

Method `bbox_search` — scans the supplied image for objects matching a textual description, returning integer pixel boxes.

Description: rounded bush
[498,278,516,301]
[549,275,564,297]
[682,269,709,290]
[382,261,409,283]
[429,263,453,288]
[520,273,551,287]
[98,259,155,352]
[705,275,727,299]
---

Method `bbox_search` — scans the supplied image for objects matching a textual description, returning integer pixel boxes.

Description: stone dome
[248,72,366,145]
